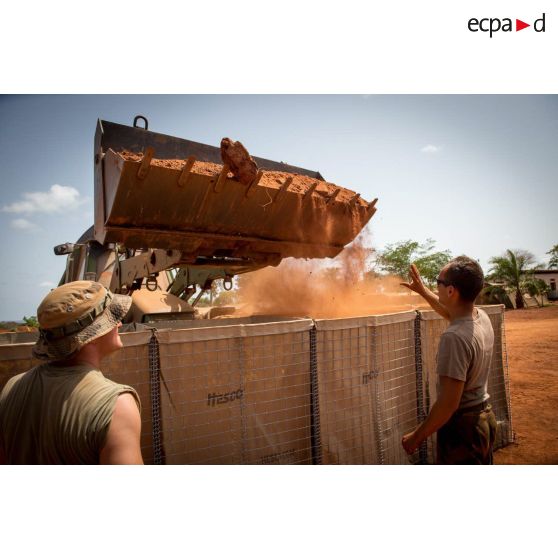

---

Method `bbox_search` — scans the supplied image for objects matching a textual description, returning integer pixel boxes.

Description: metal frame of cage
[0,306,513,465]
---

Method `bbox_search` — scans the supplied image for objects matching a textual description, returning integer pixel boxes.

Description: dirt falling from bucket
[235,237,427,319]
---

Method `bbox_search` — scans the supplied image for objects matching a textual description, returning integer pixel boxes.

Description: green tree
[212,276,239,306]
[22,316,39,328]
[377,238,452,287]
[480,283,508,306]
[547,244,558,269]
[522,277,550,308]
[488,249,537,309]
[195,292,212,307]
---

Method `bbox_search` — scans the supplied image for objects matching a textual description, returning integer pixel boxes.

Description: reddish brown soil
[234,239,429,319]
[220,138,258,185]
[118,150,368,206]
[494,304,558,464]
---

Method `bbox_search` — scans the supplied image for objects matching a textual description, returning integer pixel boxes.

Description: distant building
[478,277,551,308]
[531,269,558,301]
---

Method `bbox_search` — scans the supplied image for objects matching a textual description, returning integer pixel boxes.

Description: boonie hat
[33,281,132,361]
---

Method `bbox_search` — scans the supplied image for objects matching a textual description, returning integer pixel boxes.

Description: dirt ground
[494,303,558,464]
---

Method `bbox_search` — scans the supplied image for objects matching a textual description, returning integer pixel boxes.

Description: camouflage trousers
[437,403,498,465]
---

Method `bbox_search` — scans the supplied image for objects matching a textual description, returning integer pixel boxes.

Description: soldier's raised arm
[400,264,450,320]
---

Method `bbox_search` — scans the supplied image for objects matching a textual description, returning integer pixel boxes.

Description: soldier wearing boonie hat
[0,281,144,465]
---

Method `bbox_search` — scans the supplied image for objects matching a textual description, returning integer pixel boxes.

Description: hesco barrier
[0,306,513,464]
[155,319,314,465]
[315,311,419,465]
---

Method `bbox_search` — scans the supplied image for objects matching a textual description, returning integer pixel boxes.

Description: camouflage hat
[33,281,132,361]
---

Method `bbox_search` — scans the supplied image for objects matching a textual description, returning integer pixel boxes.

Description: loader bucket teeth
[94,119,377,267]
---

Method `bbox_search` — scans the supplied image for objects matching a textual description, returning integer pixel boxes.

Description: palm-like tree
[488,249,537,309]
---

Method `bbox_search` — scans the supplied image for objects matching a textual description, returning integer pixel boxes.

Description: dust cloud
[234,237,427,319]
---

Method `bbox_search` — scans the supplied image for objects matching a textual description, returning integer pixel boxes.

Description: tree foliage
[22,316,39,328]
[547,244,558,269]
[488,249,537,309]
[521,277,550,308]
[212,277,239,306]
[480,283,508,306]
[213,289,238,307]
[377,239,452,287]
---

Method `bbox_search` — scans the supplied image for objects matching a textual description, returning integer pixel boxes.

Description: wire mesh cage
[0,343,41,392]
[0,306,513,465]
[315,312,421,464]
[102,330,154,463]
[155,319,315,464]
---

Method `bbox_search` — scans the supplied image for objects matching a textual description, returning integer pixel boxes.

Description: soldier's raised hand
[400,264,426,295]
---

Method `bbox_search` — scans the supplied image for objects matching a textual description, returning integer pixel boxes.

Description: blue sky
[0,94,556,320]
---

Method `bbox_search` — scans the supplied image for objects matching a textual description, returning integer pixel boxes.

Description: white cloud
[420,144,442,154]
[2,184,85,214]
[39,281,56,288]
[10,218,39,231]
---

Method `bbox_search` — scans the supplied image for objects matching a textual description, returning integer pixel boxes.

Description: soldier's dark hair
[444,256,485,303]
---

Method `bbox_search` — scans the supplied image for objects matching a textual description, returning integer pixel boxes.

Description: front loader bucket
[94,119,377,265]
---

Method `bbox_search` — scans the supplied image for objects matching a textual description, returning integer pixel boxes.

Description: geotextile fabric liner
[156,319,314,464]
[0,306,512,465]
[315,312,420,464]
[0,343,40,393]
[101,331,154,464]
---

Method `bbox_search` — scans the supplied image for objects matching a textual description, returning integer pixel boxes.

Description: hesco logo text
[207,388,244,406]
[468,13,546,38]
[260,449,296,464]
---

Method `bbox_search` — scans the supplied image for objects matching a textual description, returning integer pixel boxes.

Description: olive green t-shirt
[436,308,495,410]
[0,362,141,464]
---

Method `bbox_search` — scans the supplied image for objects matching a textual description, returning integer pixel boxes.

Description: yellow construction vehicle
[55,116,377,323]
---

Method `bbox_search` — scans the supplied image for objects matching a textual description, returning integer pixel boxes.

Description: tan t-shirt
[436,308,494,410]
[0,362,140,464]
